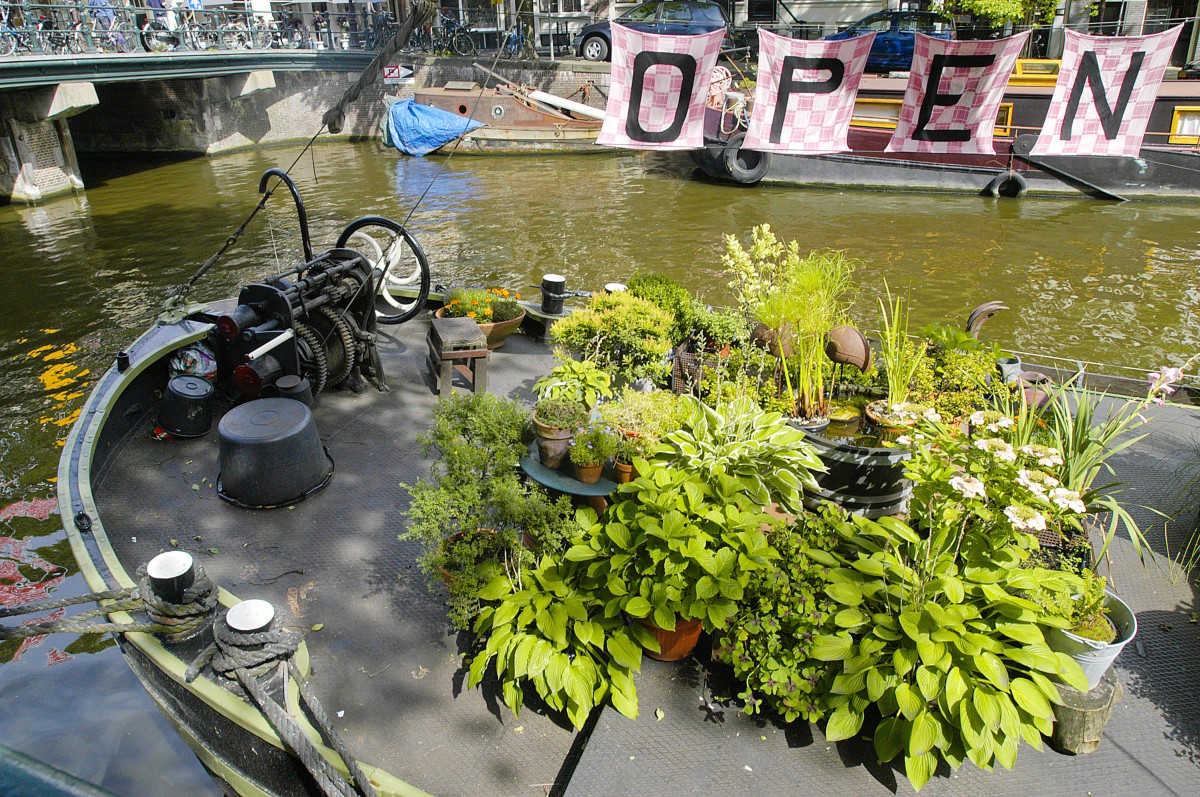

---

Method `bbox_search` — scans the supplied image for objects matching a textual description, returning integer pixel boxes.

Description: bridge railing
[0,2,399,56]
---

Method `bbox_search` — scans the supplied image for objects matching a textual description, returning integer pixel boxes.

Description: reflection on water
[1,141,1199,793]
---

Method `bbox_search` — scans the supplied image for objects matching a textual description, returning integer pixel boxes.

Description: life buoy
[722,133,770,185]
[983,170,1028,198]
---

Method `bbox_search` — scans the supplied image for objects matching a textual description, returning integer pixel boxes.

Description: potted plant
[568,423,618,484]
[627,273,697,346]
[865,285,930,428]
[596,387,682,443]
[691,304,748,355]
[550,291,675,386]
[399,393,573,630]
[1033,570,1137,692]
[532,397,588,469]
[436,286,526,349]
[567,464,779,660]
[723,225,856,426]
[533,356,612,410]
[612,435,647,483]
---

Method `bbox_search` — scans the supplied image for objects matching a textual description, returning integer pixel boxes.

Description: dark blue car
[571,1,728,62]
[824,11,953,73]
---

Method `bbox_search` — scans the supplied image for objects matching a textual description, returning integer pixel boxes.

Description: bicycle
[432,12,475,57]
[500,25,533,60]
[78,8,137,53]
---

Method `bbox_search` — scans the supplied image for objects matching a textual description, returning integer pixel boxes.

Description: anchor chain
[186,619,377,797]
[0,567,217,643]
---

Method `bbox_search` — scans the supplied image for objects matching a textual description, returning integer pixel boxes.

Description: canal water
[1,141,1199,794]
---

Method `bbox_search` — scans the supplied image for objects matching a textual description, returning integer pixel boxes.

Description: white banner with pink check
[885,32,1029,155]
[1032,26,1182,157]
[742,31,875,154]
[597,24,726,150]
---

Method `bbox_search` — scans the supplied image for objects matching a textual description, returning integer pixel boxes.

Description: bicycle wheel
[0,33,15,58]
[115,22,137,53]
[251,25,270,49]
[142,21,170,53]
[336,217,430,326]
[451,31,474,57]
[66,26,85,54]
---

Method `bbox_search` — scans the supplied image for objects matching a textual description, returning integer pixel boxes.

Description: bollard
[146,551,196,604]
[225,599,276,634]
[540,274,566,316]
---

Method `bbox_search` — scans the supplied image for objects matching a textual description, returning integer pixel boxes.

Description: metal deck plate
[93,316,1200,797]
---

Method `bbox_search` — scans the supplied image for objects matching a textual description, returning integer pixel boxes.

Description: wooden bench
[426,316,489,395]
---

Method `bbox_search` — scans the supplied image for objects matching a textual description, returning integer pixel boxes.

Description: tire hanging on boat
[983,170,1028,199]
[722,132,771,185]
[294,322,330,394]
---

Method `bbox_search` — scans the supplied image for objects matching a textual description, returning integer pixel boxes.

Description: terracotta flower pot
[434,307,527,350]
[532,411,573,469]
[613,460,634,484]
[639,617,703,662]
[573,462,603,484]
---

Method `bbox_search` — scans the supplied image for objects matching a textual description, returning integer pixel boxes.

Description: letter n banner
[742,30,874,154]
[1031,26,1182,157]
[597,25,726,150]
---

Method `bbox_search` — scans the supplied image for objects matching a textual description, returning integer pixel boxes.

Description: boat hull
[414,85,603,155]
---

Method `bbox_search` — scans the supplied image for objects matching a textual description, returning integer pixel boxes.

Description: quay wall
[1,57,610,205]
[69,58,612,156]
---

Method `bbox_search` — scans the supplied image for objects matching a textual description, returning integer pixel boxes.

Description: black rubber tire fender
[721,132,770,185]
[983,170,1028,199]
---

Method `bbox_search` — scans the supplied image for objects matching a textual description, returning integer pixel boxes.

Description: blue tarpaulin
[382,99,485,156]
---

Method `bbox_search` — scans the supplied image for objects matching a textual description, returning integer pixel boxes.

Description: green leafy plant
[534,356,613,409]
[596,388,683,443]
[724,226,856,419]
[653,394,825,516]
[469,554,654,729]
[717,515,841,723]
[877,284,927,409]
[692,304,749,349]
[628,273,696,345]
[615,434,650,464]
[400,393,573,630]
[441,287,523,323]
[533,397,589,430]
[797,406,1128,790]
[568,423,619,467]
[551,292,674,385]
[1028,569,1116,644]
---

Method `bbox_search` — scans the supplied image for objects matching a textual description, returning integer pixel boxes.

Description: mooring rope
[0,567,217,643]
[185,620,377,797]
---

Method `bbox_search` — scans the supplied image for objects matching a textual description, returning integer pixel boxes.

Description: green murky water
[1,141,1199,793]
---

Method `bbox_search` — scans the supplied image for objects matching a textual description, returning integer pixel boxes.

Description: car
[1179,60,1200,79]
[571,0,728,62]
[824,11,953,73]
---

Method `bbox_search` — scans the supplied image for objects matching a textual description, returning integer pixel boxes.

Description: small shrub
[551,292,674,385]
[569,424,619,466]
[628,274,696,344]
[442,287,523,323]
[534,397,589,430]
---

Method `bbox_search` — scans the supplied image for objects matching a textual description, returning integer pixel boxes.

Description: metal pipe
[258,168,313,262]
[245,329,296,362]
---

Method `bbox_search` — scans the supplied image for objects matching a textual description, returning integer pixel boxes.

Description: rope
[0,568,218,644]
[185,618,377,797]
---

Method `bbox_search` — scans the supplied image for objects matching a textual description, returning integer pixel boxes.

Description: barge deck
[78,308,1200,797]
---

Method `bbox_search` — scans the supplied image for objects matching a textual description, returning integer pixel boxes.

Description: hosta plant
[653,394,825,516]
[533,356,613,410]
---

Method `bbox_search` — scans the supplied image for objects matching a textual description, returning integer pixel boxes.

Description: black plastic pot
[158,375,214,438]
[217,398,333,509]
[802,433,911,518]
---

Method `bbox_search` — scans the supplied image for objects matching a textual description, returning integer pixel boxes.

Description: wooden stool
[427,316,489,396]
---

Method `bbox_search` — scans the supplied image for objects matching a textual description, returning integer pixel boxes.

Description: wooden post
[1048,667,1123,755]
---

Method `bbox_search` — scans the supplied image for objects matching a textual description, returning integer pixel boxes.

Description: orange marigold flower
[467,311,476,319]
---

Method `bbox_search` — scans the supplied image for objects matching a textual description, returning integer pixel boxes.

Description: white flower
[1049,487,1087,514]
[969,410,987,425]
[950,475,986,500]
[974,437,1016,462]
[996,416,1014,429]
[1019,444,1063,468]
[1016,468,1059,496]
[1004,504,1048,532]
[922,408,942,423]
[897,435,913,446]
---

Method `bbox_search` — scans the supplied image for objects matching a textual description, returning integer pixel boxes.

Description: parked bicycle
[407,12,474,56]
[79,0,137,53]
[1,5,83,56]
[500,24,533,60]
